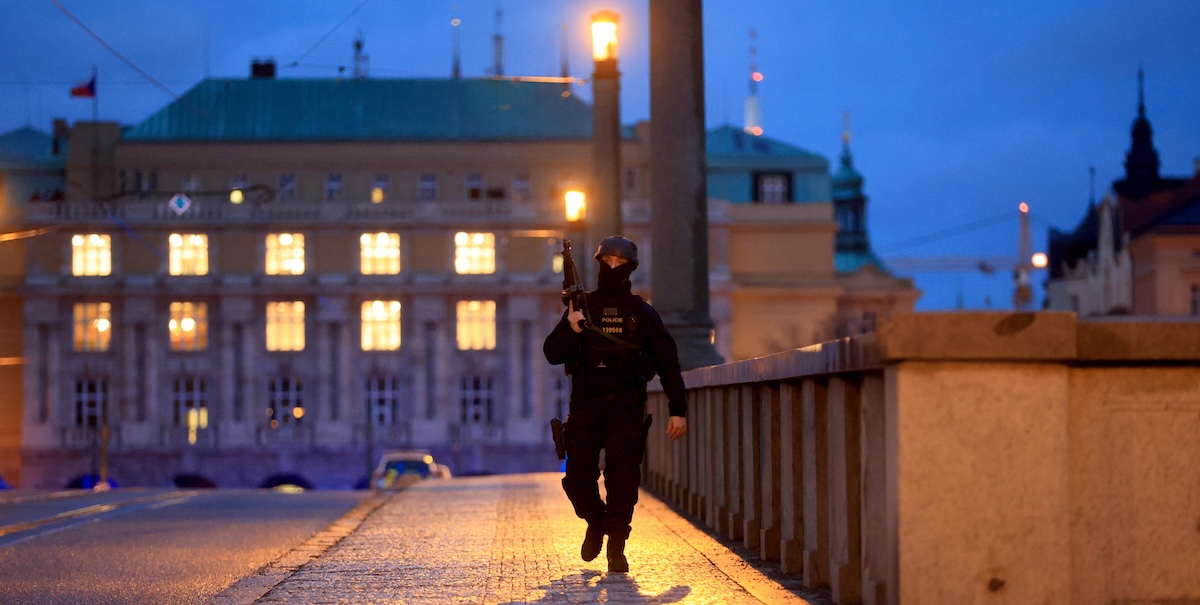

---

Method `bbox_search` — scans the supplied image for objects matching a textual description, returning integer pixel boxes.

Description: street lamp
[564,188,589,283]
[590,10,622,262]
[564,189,587,224]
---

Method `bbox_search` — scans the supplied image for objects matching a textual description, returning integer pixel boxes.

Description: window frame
[265,301,306,351]
[359,232,401,275]
[73,302,113,352]
[454,232,496,275]
[265,233,306,276]
[361,299,402,351]
[71,233,112,276]
[168,301,209,351]
[456,299,497,351]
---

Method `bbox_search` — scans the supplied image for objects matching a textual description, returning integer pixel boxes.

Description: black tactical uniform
[543,236,687,573]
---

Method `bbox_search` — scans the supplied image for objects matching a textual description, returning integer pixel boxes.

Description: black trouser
[562,392,649,540]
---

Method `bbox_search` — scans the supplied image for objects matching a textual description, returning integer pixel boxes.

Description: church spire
[833,111,868,254]
[1120,67,1161,198]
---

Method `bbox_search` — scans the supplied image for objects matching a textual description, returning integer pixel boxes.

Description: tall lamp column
[590,10,622,267]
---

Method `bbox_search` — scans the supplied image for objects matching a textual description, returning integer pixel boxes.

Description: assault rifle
[560,239,588,325]
[551,239,585,461]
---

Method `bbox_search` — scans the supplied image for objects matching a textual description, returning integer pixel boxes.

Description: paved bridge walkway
[207,472,831,604]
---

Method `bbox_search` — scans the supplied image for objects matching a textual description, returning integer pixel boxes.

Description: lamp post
[564,188,588,284]
[590,10,622,271]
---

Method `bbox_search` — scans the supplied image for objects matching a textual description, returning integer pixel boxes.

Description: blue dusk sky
[2,0,1197,311]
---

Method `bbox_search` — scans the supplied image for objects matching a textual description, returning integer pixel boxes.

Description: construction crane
[883,203,1047,310]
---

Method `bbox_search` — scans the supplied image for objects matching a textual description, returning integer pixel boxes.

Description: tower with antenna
[352,32,370,79]
[559,23,571,95]
[743,29,763,136]
[492,9,504,77]
[451,15,462,79]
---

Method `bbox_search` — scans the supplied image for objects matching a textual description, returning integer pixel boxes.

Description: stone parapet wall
[645,311,1200,604]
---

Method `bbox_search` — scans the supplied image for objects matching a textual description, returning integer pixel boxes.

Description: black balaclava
[596,261,635,295]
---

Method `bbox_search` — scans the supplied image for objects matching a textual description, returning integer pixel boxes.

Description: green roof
[124,78,597,141]
[706,125,828,170]
[835,250,889,274]
[0,126,66,169]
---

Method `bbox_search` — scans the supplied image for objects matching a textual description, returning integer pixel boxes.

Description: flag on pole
[70,73,96,98]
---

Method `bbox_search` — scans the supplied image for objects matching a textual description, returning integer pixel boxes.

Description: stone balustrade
[645,312,1200,604]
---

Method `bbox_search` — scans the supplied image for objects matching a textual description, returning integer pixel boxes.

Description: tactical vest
[577,298,656,386]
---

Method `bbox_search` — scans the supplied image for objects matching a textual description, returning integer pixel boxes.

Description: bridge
[201,311,1197,604]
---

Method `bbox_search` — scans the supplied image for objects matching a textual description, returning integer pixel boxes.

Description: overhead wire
[50,0,179,101]
[283,0,373,68]
[875,211,1015,254]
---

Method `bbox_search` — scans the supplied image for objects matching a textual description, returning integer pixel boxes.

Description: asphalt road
[0,488,366,605]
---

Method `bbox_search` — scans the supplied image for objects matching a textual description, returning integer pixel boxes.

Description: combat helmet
[594,235,639,269]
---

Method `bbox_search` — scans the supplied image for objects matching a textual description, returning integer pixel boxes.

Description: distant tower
[832,111,868,254]
[451,16,462,79]
[492,9,504,77]
[1117,67,1161,198]
[352,32,370,79]
[743,29,763,136]
[559,23,571,95]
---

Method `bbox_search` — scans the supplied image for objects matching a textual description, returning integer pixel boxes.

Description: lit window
[71,233,112,276]
[325,173,343,201]
[169,302,208,351]
[454,232,495,274]
[418,173,438,201]
[73,302,112,352]
[168,233,208,276]
[172,377,208,445]
[266,301,305,351]
[371,174,390,204]
[456,300,496,350]
[460,375,494,425]
[366,375,401,426]
[278,173,296,201]
[267,375,304,429]
[360,232,400,275]
[266,233,305,275]
[362,300,402,351]
[74,379,108,428]
[466,173,484,200]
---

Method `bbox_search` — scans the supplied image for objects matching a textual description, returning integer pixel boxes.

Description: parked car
[371,450,451,490]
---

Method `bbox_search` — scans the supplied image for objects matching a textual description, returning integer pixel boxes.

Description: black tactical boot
[581,523,604,562]
[606,537,628,573]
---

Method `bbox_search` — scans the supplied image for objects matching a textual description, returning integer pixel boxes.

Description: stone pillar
[802,379,830,589]
[590,51,622,257]
[741,384,762,550]
[827,377,863,604]
[779,381,805,574]
[648,0,723,370]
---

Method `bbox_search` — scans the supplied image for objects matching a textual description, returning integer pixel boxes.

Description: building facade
[13,69,914,488]
[1046,72,1200,316]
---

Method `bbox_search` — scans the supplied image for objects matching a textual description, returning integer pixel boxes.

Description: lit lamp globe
[591,11,619,62]
[564,190,587,224]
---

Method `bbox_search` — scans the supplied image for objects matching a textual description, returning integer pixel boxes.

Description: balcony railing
[24,197,651,226]
[645,312,1200,605]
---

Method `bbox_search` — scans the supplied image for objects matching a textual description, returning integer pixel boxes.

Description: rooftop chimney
[250,58,276,79]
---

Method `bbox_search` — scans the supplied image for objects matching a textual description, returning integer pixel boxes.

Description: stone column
[590,50,622,257]
[648,0,723,369]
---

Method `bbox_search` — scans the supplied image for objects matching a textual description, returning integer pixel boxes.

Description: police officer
[543,235,687,573]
